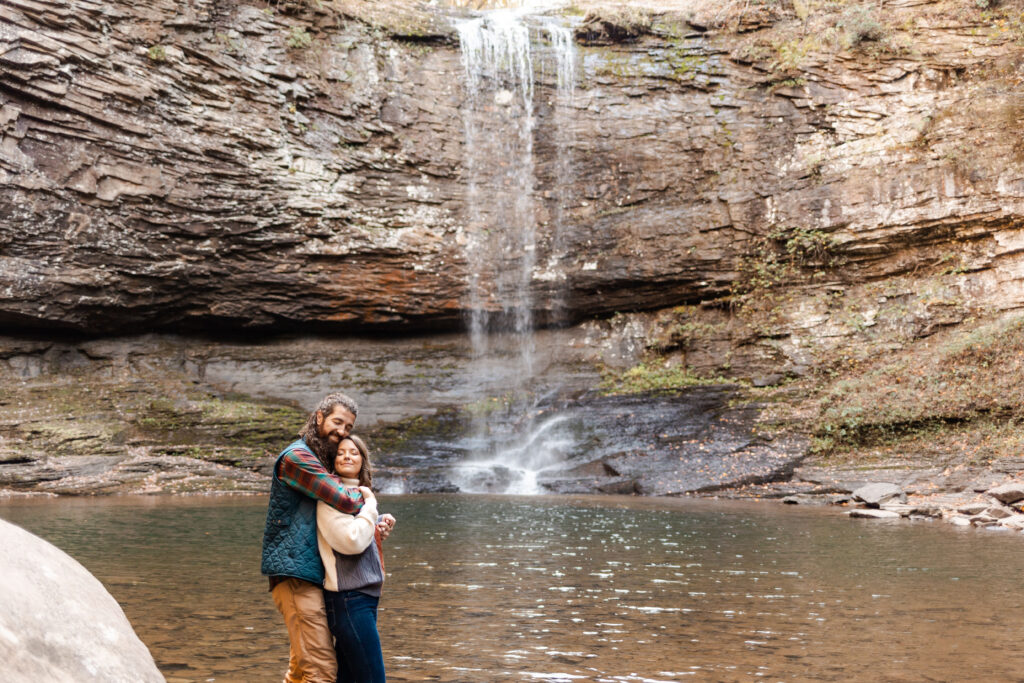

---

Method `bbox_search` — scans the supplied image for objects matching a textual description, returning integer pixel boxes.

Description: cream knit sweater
[316,478,378,592]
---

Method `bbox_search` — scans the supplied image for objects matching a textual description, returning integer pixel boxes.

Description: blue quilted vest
[260,439,324,585]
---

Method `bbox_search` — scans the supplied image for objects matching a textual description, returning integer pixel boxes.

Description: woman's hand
[358,486,376,504]
[376,513,396,540]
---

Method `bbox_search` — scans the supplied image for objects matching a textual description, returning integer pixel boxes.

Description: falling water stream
[452,4,578,493]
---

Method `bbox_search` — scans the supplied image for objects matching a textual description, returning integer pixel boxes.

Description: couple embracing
[260,393,397,683]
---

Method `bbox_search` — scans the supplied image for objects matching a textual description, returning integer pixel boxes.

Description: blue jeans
[323,589,386,683]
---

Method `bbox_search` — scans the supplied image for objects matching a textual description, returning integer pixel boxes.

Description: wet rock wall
[3,0,1023,337]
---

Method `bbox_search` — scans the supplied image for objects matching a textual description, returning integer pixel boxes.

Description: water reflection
[2,495,1024,681]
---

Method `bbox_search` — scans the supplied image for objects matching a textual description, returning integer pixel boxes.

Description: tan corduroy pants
[271,578,337,683]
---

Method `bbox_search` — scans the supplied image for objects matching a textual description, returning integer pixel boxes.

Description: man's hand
[376,513,396,540]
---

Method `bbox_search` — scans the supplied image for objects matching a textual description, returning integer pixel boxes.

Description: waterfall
[453,8,577,494]
[546,19,575,327]
[458,10,538,375]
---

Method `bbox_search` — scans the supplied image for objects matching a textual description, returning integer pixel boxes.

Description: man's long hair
[298,392,359,469]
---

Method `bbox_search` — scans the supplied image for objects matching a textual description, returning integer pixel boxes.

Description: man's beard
[303,428,336,469]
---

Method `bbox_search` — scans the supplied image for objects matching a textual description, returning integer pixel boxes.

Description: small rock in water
[879,503,914,517]
[826,494,852,505]
[779,494,832,506]
[908,504,944,518]
[847,509,901,519]
[984,506,1013,519]
[957,502,990,515]
[852,482,906,508]
[986,482,1024,505]
[597,478,637,495]
[1000,514,1024,531]
[950,516,972,526]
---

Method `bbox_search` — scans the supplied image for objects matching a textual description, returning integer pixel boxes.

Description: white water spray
[455,8,577,493]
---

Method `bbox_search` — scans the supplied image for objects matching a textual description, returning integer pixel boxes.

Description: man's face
[316,405,356,445]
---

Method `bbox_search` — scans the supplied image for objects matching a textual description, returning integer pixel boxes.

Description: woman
[316,434,394,683]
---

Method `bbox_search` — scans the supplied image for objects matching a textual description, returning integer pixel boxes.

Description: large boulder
[0,519,164,682]
[851,482,906,508]
[987,482,1024,505]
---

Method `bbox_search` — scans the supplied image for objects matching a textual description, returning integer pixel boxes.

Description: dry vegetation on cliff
[805,313,1024,456]
[587,0,1024,472]
[611,297,1024,469]
[583,0,1024,73]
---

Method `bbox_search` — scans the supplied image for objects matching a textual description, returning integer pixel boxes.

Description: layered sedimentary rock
[2,0,1022,334]
[6,0,1024,496]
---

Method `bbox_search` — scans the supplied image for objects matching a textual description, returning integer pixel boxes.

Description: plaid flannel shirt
[277,443,363,514]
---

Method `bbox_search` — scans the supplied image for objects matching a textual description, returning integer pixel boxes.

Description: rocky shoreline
[716,458,1024,535]
[8,455,1024,541]
[6,419,1024,541]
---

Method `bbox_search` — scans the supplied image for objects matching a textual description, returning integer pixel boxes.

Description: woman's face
[334,439,363,480]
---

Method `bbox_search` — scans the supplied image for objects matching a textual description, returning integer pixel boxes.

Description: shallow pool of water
[2,494,1023,682]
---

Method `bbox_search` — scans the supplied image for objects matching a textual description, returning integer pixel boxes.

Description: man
[260,392,364,683]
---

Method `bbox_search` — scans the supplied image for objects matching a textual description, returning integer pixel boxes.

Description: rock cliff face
[3,0,1023,335]
[5,0,1024,496]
